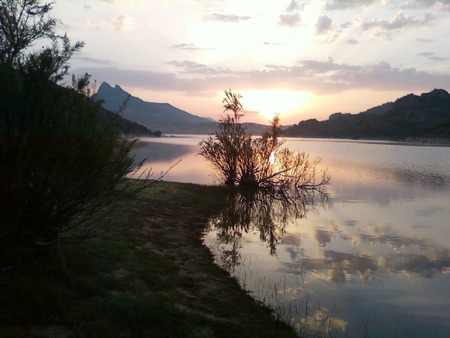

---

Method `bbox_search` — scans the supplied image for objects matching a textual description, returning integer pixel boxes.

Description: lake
[133,135,450,338]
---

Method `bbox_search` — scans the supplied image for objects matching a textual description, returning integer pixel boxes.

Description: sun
[240,89,312,122]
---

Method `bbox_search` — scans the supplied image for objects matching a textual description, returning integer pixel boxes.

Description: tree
[0,0,83,79]
[199,90,330,190]
[0,0,149,266]
[200,90,249,185]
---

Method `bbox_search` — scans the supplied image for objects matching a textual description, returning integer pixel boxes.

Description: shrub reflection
[208,187,329,271]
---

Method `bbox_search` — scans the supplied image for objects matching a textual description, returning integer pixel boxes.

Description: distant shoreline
[138,133,450,147]
[282,136,450,147]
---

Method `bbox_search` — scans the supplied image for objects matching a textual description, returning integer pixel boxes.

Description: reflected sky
[137,136,450,337]
[131,136,219,184]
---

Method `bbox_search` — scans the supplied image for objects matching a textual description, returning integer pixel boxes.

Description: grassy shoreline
[0,181,298,337]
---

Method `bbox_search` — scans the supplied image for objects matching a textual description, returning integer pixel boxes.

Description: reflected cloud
[282,250,378,283]
[315,228,333,247]
[357,224,437,250]
[280,222,450,283]
[386,250,450,278]
[296,305,348,337]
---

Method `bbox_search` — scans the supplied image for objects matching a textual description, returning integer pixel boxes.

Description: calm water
[134,136,450,338]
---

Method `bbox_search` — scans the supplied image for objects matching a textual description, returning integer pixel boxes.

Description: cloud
[325,0,377,10]
[172,43,215,51]
[416,38,435,43]
[346,38,359,44]
[279,13,301,27]
[111,14,134,32]
[324,0,450,11]
[417,52,449,61]
[79,59,450,97]
[279,0,303,27]
[72,55,112,65]
[263,41,282,46]
[285,0,302,12]
[170,60,231,75]
[400,0,450,11]
[315,15,333,34]
[206,13,251,23]
[90,14,135,32]
[361,11,436,31]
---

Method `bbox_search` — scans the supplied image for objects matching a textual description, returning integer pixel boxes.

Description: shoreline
[282,136,450,147]
[0,182,298,337]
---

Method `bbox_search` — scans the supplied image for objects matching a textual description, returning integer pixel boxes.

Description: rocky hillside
[283,89,450,140]
[94,82,214,133]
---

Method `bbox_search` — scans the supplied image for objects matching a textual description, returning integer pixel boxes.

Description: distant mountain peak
[113,84,127,93]
[94,82,215,133]
[97,82,127,95]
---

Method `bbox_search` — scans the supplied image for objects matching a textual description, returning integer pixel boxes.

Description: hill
[94,82,215,133]
[283,89,450,141]
[101,108,161,137]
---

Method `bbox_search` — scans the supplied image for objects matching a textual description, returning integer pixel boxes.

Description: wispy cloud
[417,52,449,61]
[325,0,377,10]
[169,60,232,75]
[263,41,282,46]
[206,13,251,23]
[325,0,450,10]
[416,38,435,43]
[89,14,135,32]
[361,11,436,31]
[400,0,450,11]
[72,55,113,65]
[172,43,215,51]
[111,14,134,32]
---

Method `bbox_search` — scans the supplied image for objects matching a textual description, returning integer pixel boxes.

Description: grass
[0,181,299,337]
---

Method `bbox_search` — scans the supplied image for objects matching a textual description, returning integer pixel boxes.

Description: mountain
[94,82,215,133]
[283,89,450,141]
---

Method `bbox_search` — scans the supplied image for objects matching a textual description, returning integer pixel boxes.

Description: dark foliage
[283,89,450,140]
[101,108,162,137]
[0,1,152,266]
[200,90,330,189]
[0,64,146,265]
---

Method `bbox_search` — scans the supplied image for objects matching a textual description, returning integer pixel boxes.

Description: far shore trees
[199,90,330,191]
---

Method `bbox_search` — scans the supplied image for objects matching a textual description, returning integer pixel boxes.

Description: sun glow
[240,89,312,122]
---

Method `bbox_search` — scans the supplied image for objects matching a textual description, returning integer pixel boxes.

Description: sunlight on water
[135,136,450,337]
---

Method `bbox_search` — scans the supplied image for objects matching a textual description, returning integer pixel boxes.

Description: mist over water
[135,136,450,337]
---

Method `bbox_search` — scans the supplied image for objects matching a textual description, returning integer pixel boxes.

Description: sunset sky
[54,0,450,124]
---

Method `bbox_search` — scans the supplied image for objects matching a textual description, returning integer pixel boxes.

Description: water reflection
[131,139,216,184]
[137,136,450,337]
[279,223,450,282]
[208,188,328,269]
[132,140,192,163]
[205,184,450,337]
